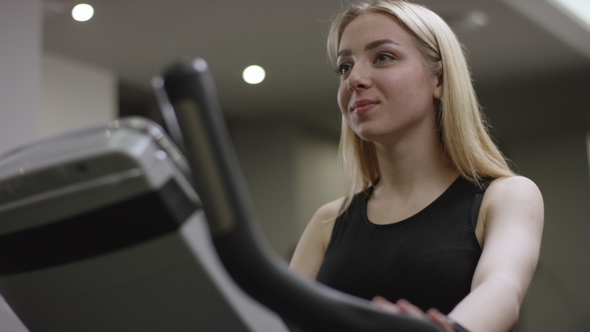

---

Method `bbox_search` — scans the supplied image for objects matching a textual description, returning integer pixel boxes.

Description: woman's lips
[351,100,379,115]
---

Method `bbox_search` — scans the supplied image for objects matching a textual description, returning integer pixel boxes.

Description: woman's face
[336,12,442,144]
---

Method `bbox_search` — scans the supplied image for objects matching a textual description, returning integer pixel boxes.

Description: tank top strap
[468,179,492,232]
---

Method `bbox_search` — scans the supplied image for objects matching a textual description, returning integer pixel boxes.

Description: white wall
[40,52,117,138]
[0,0,41,156]
[0,9,117,156]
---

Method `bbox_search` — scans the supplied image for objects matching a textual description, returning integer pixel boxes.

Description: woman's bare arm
[448,176,544,331]
[289,197,345,279]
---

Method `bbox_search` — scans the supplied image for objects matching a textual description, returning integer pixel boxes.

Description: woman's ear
[433,74,443,100]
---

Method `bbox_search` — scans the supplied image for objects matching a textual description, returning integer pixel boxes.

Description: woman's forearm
[449,275,524,332]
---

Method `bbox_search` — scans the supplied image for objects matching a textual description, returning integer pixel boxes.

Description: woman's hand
[372,296,456,332]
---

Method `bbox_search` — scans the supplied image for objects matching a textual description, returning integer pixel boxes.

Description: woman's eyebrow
[337,39,400,58]
[364,38,399,51]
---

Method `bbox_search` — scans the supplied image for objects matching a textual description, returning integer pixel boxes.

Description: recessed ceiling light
[547,0,590,31]
[242,65,266,84]
[446,10,489,35]
[72,3,94,22]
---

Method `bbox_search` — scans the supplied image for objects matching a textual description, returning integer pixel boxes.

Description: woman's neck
[372,131,458,197]
[367,136,458,224]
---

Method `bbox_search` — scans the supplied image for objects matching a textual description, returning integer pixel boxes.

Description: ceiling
[42,0,590,137]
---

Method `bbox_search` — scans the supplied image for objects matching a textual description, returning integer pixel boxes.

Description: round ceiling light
[72,4,94,22]
[242,65,266,84]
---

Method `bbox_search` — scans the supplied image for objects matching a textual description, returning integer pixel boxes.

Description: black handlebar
[154,58,443,332]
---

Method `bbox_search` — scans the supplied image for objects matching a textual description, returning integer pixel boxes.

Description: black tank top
[316,176,485,314]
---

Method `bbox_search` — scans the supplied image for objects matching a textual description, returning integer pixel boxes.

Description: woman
[289,1,544,331]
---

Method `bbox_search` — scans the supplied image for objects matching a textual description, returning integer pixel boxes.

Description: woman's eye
[375,53,394,63]
[335,63,352,76]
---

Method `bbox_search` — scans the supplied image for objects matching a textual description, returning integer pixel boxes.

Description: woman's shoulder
[485,176,542,201]
[481,175,544,227]
[289,196,347,278]
[311,196,347,226]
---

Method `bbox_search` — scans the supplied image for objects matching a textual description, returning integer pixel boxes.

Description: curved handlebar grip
[155,58,443,332]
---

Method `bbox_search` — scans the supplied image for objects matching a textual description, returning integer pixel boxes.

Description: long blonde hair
[328,0,514,207]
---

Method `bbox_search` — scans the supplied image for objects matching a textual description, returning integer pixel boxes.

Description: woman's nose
[346,67,371,92]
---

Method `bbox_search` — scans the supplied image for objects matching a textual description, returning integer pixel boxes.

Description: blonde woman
[289,1,544,331]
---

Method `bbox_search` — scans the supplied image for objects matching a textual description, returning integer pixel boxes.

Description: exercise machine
[0,58,442,332]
